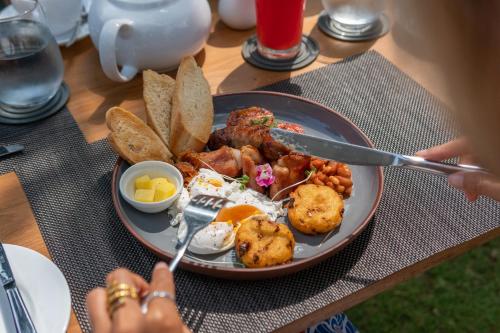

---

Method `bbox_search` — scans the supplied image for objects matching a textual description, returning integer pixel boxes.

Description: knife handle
[6,287,37,333]
[402,155,486,176]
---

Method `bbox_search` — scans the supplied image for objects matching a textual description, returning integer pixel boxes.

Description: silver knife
[0,276,17,333]
[0,145,24,158]
[270,128,485,175]
[0,244,37,333]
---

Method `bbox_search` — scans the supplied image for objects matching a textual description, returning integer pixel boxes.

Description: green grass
[346,238,500,333]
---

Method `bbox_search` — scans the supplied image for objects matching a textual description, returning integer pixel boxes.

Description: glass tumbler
[0,0,64,111]
[255,0,306,60]
[322,0,385,34]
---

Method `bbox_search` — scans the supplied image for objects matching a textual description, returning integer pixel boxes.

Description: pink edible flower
[255,163,275,187]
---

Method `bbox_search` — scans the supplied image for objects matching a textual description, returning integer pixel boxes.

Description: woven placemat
[0,51,498,333]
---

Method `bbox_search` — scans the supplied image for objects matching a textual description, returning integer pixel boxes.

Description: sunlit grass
[347,238,499,333]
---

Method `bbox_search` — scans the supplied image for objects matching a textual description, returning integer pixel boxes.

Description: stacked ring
[106,281,139,317]
[141,290,176,314]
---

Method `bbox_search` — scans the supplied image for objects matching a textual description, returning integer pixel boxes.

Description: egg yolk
[215,205,263,225]
[207,178,223,187]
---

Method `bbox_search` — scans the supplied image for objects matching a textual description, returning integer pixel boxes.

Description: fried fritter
[235,215,295,268]
[288,184,344,235]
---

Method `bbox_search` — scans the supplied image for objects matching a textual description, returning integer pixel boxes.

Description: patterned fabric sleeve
[306,313,359,333]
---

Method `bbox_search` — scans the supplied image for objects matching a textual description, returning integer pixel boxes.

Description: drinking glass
[322,0,385,34]
[0,0,64,111]
[255,0,306,60]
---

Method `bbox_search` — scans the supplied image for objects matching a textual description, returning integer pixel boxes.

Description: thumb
[448,172,500,202]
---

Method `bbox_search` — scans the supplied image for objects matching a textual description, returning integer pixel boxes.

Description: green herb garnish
[236,174,250,190]
[250,116,270,126]
[305,166,317,177]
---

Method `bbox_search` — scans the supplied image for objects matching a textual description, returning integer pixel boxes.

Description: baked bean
[327,162,338,174]
[337,176,353,187]
[317,172,327,182]
[311,159,325,169]
[328,176,340,185]
[313,178,325,186]
[308,158,353,198]
[337,166,351,177]
[322,166,332,174]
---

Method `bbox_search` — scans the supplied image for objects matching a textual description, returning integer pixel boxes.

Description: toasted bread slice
[143,70,176,147]
[106,107,173,164]
[169,56,214,156]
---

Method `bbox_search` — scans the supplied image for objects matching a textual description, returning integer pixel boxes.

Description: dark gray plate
[112,91,383,279]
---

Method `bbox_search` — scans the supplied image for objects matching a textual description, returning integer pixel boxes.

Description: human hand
[87,262,189,333]
[416,138,500,202]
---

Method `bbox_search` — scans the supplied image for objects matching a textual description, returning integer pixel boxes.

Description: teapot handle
[98,19,138,82]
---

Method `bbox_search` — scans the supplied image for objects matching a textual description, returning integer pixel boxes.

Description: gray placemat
[0,51,498,333]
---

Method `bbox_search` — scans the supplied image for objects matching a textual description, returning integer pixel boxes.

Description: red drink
[255,0,305,59]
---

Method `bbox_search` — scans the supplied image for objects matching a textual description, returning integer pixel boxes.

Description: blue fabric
[307,313,359,333]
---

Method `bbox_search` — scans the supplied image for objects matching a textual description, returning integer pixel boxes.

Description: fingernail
[154,261,168,270]
[415,149,426,157]
[448,173,464,188]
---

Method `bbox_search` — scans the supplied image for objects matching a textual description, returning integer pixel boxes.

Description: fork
[169,195,229,272]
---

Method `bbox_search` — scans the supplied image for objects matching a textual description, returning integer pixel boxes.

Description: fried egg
[170,168,285,254]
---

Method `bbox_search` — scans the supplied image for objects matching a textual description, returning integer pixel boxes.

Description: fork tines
[190,195,228,209]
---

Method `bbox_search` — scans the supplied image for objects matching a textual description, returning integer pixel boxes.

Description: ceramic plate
[112,92,383,279]
[0,244,71,333]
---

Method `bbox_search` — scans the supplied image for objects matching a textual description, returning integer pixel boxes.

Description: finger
[106,268,145,332]
[416,138,469,161]
[448,172,500,201]
[145,262,183,333]
[87,288,112,333]
[459,154,477,165]
[106,268,150,296]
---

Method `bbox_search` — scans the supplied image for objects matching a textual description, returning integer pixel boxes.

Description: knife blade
[0,244,37,333]
[0,144,24,158]
[270,128,485,176]
[0,275,17,333]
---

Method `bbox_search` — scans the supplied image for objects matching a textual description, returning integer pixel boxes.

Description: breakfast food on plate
[143,69,176,147]
[288,184,344,235]
[235,215,295,268]
[134,175,176,202]
[173,168,285,254]
[169,56,214,156]
[208,107,290,161]
[307,158,353,198]
[174,161,198,186]
[106,107,173,164]
[181,146,242,178]
[110,58,358,268]
[269,152,311,200]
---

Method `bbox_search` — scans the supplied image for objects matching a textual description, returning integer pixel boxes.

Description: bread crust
[169,56,214,156]
[106,107,173,164]
[143,70,176,148]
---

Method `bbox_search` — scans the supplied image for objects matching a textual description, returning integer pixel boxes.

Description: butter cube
[135,189,155,202]
[151,177,170,190]
[154,182,176,201]
[135,175,153,190]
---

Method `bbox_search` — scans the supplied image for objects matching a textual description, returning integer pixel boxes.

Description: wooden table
[0,1,498,332]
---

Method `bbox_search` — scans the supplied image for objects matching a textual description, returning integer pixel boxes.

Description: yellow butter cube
[135,189,155,202]
[154,182,176,201]
[135,175,153,190]
[151,177,170,190]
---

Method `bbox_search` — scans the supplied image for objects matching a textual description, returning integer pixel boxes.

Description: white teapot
[88,0,212,82]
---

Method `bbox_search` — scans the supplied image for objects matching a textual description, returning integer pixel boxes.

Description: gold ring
[106,281,139,317]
